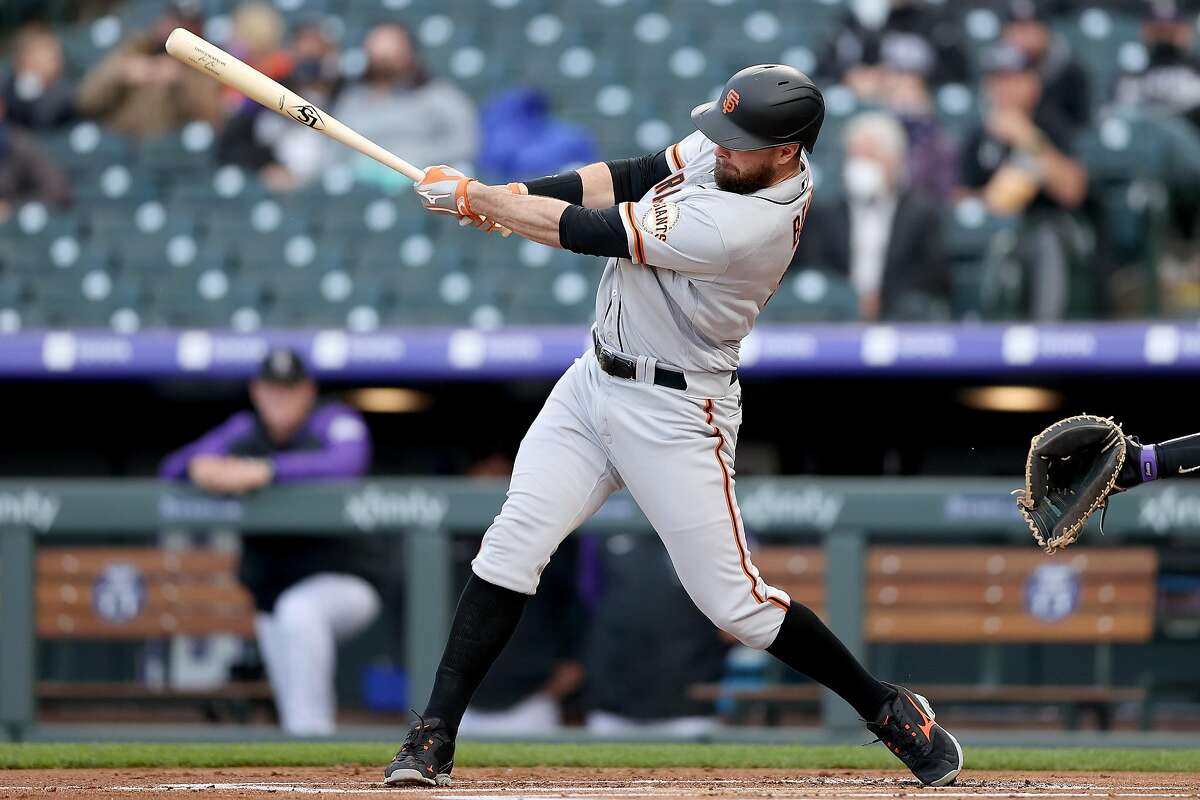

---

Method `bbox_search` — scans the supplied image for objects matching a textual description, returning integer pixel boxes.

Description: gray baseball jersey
[595,130,814,374]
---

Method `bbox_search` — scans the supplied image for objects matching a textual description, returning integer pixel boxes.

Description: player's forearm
[468,183,568,247]
[519,149,670,208]
[270,441,369,481]
[1120,432,1200,488]
[516,162,614,208]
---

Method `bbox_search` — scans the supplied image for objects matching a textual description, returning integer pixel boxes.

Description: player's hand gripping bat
[164,28,509,235]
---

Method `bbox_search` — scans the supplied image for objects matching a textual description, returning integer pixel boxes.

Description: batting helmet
[691,65,825,153]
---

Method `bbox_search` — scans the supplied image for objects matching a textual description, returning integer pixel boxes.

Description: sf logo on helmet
[722,89,740,114]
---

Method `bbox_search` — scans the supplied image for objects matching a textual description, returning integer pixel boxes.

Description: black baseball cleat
[866,683,963,787]
[383,715,455,787]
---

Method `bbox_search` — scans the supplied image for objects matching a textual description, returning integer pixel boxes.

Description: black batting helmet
[691,65,824,153]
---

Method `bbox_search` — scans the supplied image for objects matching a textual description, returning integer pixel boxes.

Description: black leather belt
[592,334,737,391]
[593,334,687,390]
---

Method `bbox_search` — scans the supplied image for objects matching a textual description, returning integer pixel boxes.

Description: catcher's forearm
[468,183,568,247]
[1121,431,1200,487]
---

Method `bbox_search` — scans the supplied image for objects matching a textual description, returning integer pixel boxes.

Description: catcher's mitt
[1014,414,1127,554]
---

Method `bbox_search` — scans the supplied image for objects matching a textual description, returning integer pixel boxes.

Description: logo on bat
[280,95,324,129]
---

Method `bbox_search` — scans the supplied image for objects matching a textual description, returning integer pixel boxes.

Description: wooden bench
[692,545,1158,729]
[36,547,271,721]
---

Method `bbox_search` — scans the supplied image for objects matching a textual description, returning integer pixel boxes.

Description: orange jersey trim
[704,399,787,612]
[667,143,684,171]
[622,201,645,264]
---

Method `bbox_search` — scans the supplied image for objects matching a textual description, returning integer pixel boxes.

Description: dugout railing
[1,477,1197,741]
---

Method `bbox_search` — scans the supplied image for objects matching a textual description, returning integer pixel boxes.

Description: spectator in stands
[218,20,340,192]
[872,34,958,200]
[76,1,223,139]
[819,0,967,89]
[1001,0,1091,132]
[798,113,949,321]
[583,534,727,736]
[476,88,599,185]
[1115,0,1200,131]
[0,94,72,223]
[1,24,76,130]
[223,3,293,113]
[960,45,1088,320]
[159,348,381,737]
[331,22,477,191]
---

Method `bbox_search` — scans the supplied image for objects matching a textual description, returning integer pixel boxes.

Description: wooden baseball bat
[165,28,510,234]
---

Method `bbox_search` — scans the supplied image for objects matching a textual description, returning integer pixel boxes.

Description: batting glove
[414,165,481,221]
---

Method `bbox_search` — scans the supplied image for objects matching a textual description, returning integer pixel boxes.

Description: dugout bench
[3,478,1194,742]
[36,547,272,722]
[691,546,1157,730]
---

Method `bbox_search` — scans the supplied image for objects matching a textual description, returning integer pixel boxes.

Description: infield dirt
[1,767,1199,799]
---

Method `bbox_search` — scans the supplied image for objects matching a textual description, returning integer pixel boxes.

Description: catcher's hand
[1014,414,1127,554]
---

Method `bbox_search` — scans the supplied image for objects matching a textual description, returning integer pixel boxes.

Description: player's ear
[776,143,800,166]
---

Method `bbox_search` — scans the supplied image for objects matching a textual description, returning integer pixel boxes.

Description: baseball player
[385,66,963,788]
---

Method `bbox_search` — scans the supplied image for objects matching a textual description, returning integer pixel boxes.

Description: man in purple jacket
[159,347,379,736]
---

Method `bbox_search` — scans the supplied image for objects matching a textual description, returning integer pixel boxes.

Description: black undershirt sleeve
[1155,433,1200,476]
[522,171,583,204]
[1119,431,1200,488]
[606,149,672,204]
[559,204,630,258]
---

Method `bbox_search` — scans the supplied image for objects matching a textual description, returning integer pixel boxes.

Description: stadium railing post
[823,528,866,739]
[403,524,452,713]
[0,526,35,741]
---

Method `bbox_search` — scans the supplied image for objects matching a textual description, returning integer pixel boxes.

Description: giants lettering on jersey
[640,200,681,242]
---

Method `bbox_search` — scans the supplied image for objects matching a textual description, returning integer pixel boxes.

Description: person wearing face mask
[873,34,959,201]
[217,19,341,192]
[796,112,948,321]
[1115,0,1200,131]
[159,348,382,736]
[1,24,76,131]
[330,22,478,191]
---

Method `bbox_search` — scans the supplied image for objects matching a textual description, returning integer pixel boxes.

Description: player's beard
[714,158,776,194]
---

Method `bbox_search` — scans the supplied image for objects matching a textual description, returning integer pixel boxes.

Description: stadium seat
[942,198,1018,262]
[507,269,597,324]
[1078,114,1172,184]
[756,269,859,323]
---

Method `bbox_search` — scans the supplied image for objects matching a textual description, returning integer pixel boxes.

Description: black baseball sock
[423,574,529,737]
[766,601,894,721]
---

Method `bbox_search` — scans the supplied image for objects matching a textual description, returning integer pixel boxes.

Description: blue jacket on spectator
[477,88,598,184]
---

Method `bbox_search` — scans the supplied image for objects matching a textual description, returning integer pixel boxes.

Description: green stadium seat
[1078,114,1171,184]
[74,165,158,206]
[0,274,27,307]
[507,269,596,324]
[756,269,859,323]
[44,123,132,174]
[2,236,112,274]
[942,198,1018,262]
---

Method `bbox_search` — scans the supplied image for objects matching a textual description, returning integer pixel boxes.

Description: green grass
[2,742,1199,772]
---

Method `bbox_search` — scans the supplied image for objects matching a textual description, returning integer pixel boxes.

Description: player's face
[713,145,787,194]
[250,379,318,443]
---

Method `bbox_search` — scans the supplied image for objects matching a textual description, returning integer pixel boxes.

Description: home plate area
[2,768,1199,800]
